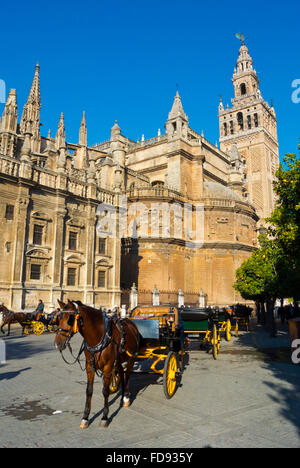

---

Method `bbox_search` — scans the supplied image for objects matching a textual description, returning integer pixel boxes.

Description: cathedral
[0,41,279,311]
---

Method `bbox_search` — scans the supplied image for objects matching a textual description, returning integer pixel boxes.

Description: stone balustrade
[0,153,115,204]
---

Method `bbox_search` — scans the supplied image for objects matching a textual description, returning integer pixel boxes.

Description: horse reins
[56,314,86,369]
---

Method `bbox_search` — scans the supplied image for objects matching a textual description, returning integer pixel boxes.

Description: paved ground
[0,320,299,448]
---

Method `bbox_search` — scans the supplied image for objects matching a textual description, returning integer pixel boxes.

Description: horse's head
[54,300,79,351]
[57,299,66,310]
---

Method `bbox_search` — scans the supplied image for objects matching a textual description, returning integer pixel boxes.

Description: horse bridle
[56,309,81,339]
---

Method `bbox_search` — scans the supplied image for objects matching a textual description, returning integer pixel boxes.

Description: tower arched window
[240,83,247,95]
[254,113,259,127]
[237,112,244,131]
[223,122,228,136]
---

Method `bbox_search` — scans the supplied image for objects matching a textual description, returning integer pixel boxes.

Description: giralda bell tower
[218,36,279,226]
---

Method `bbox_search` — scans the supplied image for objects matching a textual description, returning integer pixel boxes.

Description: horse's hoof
[100,419,109,428]
[79,419,89,429]
[123,397,131,408]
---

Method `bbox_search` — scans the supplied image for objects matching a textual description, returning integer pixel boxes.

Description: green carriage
[181,307,221,359]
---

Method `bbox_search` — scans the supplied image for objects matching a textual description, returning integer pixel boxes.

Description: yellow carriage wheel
[109,369,121,394]
[235,321,239,337]
[211,324,220,360]
[225,319,231,342]
[163,352,178,399]
[33,321,45,335]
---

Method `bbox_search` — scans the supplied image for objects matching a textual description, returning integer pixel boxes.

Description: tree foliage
[234,149,300,322]
[267,152,300,300]
[234,235,279,301]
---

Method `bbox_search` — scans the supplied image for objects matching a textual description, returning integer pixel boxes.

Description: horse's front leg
[80,360,95,429]
[101,373,111,428]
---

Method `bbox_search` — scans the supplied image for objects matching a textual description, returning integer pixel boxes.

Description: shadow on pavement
[0,329,54,361]
[234,320,300,437]
[0,366,31,381]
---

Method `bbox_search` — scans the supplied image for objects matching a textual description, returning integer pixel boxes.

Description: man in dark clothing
[34,300,44,317]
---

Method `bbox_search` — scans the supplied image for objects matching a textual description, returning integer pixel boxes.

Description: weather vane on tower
[235,32,245,45]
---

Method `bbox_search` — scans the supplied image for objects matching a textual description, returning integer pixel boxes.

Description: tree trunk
[260,301,266,327]
[266,298,277,337]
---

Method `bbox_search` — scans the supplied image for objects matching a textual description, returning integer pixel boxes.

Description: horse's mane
[71,301,103,316]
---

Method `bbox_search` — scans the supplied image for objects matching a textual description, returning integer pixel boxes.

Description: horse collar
[84,316,115,355]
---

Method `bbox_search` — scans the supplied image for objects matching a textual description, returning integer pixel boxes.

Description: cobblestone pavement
[0,321,299,448]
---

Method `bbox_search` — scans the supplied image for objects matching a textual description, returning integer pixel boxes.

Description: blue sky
[1,0,299,158]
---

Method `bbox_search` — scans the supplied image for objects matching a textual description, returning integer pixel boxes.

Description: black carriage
[129,306,185,399]
[231,304,253,334]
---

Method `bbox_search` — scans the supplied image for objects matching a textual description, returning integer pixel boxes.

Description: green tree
[234,149,300,333]
[267,152,300,310]
[234,236,279,336]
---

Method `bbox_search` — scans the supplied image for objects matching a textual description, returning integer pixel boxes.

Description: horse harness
[57,310,129,376]
[1,309,13,320]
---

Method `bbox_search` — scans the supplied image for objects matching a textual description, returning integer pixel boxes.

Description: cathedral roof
[203,180,242,201]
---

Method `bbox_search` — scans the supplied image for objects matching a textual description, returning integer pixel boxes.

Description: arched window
[223,122,228,136]
[237,112,244,131]
[240,83,247,95]
[254,113,259,127]
[152,181,164,188]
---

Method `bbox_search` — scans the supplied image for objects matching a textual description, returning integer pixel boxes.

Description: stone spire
[75,111,89,169]
[235,43,254,75]
[55,112,67,172]
[168,91,188,121]
[166,91,189,140]
[79,111,87,146]
[218,96,224,112]
[1,89,18,133]
[20,63,41,152]
[110,120,121,142]
[232,41,259,99]
[229,142,243,171]
[110,121,125,191]
[0,89,18,156]
[55,112,66,149]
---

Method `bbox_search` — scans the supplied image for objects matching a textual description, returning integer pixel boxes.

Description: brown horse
[54,299,142,428]
[0,304,29,336]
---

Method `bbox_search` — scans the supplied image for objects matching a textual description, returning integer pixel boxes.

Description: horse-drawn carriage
[130,306,185,399]
[23,312,59,335]
[180,307,222,359]
[54,300,186,428]
[230,304,253,334]
[0,303,61,336]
